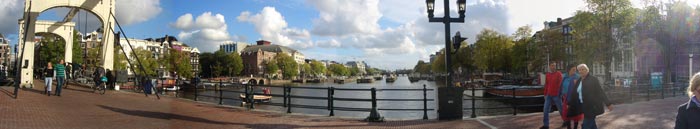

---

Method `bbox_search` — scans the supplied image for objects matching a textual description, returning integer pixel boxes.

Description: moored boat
[485,85,544,98]
[357,77,374,83]
[385,76,396,83]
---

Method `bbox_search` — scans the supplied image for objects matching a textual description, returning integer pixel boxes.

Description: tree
[572,0,637,82]
[72,30,83,64]
[350,66,360,76]
[309,60,326,76]
[86,47,101,68]
[161,48,193,78]
[199,53,214,77]
[265,60,279,75]
[413,60,431,74]
[432,52,446,73]
[113,45,128,71]
[473,29,514,72]
[275,53,298,79]
[130,48,158,77]
[37,34,65,65]
[328,64,349,76]
[229,52,244,76]
[301,63,312,77]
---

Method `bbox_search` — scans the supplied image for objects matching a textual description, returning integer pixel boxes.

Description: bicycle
[93,76,107,95]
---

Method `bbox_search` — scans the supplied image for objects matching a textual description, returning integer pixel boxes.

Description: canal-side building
[118,37,200,78]
[534,17,638,84]
[346,61,367,75]
[0,34,12,67]
[241,40,305,77]
[219,41,249,54]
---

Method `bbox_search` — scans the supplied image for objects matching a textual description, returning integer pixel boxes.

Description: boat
[385,77,396,83]
[239,94,272,103]
[463,88,484,97]
[408,73,420,82]
[291,79,304,83]
[385,74,397,83]
[305,78,322,83]
[239,88,272,103]
[485,85,544,98]
[374,76,383,80]
[357,77,374,83]
[334,79,345,84]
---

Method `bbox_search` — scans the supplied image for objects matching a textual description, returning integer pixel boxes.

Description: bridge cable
[109,12,160,99]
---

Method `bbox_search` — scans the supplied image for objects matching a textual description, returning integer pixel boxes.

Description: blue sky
[2,0,699,70]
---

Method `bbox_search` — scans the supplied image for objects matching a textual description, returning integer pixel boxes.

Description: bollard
[283,85,288,107]
[470,86,476,118]
[194,82,198,101]
[250,84,255,109]
[219,82,223,105]
[646,85,650,101]
[512,88,517,116]
[244,84,249,108]
[423,85,428,120]
[287,86,292,113]
[328,87,335,116]
[365,87,383,122]
[661,84,665,99]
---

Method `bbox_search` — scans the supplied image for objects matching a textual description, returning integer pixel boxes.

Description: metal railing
[463,83,687,118]
[176,80,435,120]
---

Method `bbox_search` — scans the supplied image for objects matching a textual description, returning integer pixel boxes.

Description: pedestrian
[106,69,114,90]
[44,62,54,96]
[54,60,66,96]
[541,62,564,129]
[562,64,583,129]
[576,64,612,129]
[674,72,700,129]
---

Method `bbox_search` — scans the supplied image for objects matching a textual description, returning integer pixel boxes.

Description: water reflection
[180,76,540,119]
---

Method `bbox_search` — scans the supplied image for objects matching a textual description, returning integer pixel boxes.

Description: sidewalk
[0,80,685,129]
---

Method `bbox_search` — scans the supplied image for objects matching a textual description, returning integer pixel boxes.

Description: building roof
[241,44,298,54]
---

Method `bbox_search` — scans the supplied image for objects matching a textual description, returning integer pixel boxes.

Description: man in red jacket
[541,62,563,129]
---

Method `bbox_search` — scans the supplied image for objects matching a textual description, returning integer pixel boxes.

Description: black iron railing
[176,80,435,120]
[463,83,687,118]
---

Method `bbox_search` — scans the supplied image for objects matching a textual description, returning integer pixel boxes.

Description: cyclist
[93,67,105,90]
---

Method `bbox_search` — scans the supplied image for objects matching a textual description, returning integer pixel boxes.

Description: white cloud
[300,0,510,70]
[115,0,162,25]
[0,0,22,35]
[237,6,313,49]
[315,39,341,48]
[307,0,382,36]
[171,13,194,31]
[171,12,231,52]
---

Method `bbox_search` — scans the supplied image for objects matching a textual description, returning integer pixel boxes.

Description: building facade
[219,41,249,54]
[240,40,305,76]
[118,38,200,78]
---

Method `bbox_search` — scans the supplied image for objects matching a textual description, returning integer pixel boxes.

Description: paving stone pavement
[0,79,685,129]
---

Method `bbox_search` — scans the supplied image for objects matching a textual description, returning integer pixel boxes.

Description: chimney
[557,18,562,24]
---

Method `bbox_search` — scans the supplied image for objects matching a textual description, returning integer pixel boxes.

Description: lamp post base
[437,86,464,120]
[364,107,384,122]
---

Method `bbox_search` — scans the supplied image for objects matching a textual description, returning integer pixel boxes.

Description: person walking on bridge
[576,64,612,129]
[44,62,54,96]
[541,62,564,129]
[54,60,66,96]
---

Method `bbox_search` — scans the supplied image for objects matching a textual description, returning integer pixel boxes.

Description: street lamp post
[426,0,466,120]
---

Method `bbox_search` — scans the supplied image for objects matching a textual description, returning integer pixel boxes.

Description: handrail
[178,82,435,120]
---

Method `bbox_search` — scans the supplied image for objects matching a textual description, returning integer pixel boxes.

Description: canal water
[179,76,541,120]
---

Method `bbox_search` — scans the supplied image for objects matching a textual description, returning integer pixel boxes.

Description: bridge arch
[18,0,115,87]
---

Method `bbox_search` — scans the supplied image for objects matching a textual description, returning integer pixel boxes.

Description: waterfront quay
[0,80,684,129]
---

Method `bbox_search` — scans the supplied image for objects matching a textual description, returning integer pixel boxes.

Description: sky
[1,0,699,70]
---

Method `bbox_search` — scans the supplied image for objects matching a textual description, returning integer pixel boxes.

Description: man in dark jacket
[576,64,613,129]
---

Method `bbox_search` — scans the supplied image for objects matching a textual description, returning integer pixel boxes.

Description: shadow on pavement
[0,86,14,97]
[97,104,443,128]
